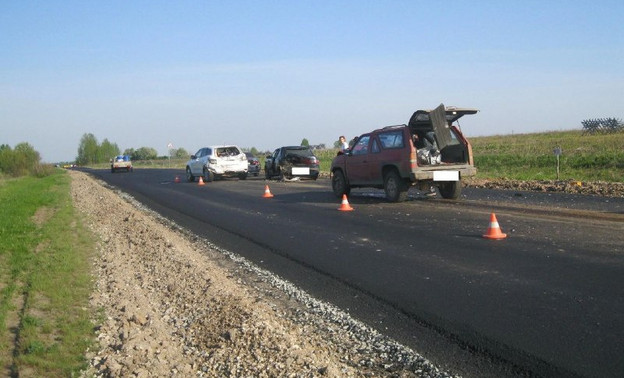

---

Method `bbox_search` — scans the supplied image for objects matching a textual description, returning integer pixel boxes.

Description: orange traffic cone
[338,194,354,211]
[198,176,205,186]
[483,213,507,239]
[263,185,274,198]
[174,175,181,183]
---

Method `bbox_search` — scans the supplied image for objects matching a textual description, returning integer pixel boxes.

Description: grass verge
[0,170,95,377]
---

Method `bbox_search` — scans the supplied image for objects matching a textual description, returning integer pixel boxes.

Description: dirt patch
[31,207,55,227]
[70,171,453,377]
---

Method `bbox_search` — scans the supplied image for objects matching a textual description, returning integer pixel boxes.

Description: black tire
[203,168,214,182]
[384,170,408,202]
[438,181,462,199]
[239,172,247,180]
[332,170,350,198]
[186,167,195,182]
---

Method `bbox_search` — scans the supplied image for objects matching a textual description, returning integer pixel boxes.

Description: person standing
[339,135,349,152]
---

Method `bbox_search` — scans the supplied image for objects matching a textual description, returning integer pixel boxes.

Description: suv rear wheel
[203,168,214,182]
[384,170,408,202]
[332,170,350,198]
[438,181,462,199]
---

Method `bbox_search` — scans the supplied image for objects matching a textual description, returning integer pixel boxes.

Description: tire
[332,170,350,198]
[384,170,408,202]
[438,181,462,199]
[239,172,247,180]
[265,169,271,180]
[186,167,195,182]
[203,168,214,182]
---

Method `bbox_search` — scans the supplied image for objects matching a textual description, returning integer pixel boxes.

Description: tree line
[0,142,51,177]
[75,133,190,164]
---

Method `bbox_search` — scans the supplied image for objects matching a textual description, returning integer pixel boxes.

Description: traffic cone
[174,176,181,183]
[198,176,205,186]
[338,194,354,211]
[263,185,274,198]
[483,213,507,240]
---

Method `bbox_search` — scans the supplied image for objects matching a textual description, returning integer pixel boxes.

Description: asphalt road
[84,168,624,378]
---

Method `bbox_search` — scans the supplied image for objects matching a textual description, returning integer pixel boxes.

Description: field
[470,130,624,182]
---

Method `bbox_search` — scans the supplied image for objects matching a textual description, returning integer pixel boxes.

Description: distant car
[264,146,320,180]
[111,155,133,173]
[245,152,261,176]
[186,145,248,182]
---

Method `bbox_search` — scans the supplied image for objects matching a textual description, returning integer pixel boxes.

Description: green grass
[0,170,96,377]
[470,130,624,181]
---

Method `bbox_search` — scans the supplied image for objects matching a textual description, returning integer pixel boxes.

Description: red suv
[330,104,477,202]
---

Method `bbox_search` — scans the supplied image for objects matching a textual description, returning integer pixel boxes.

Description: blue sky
[2,1,623,162]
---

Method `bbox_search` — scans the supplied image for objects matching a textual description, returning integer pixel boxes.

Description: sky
[2,1,623,163]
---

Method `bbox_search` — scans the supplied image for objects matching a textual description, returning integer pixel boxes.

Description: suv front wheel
[384,170,408,202]
[186,167,195,182]
[332,170,350,198]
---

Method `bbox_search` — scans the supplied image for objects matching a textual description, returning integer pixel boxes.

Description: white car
[186,145,248,182]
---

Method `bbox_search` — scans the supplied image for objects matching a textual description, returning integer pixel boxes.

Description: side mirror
[190,155,197,159]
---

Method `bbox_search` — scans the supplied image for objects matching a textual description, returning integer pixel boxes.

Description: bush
[0,142,51,178]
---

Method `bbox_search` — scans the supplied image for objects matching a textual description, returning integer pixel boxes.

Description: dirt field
[71,170,453,377]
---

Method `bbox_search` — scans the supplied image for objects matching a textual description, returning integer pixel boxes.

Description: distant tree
[123,148,135,157]
[0,144,13,175]
[250,147,259,156]
[300,138,309,147]
[171,147,189,159]
[76,133,99,165]
[99,138,120,161]
[0,142,41,177]
[132,147,158,160]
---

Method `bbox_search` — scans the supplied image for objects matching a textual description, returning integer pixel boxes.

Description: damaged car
[265,146,320,180]
[330,104,478,201]
[186,145,248,182]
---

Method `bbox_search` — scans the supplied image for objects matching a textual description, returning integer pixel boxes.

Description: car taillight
[410,147,418,169]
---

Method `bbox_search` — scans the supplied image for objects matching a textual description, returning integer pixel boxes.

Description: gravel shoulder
[71,170,454,377]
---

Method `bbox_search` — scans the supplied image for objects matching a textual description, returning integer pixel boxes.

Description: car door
[190,148,205,175]
[346,135,371,185]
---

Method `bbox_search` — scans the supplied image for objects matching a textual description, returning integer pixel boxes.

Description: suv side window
[351,136,370,155]
[378,131,404,149]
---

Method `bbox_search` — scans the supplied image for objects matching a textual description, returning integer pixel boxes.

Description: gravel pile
[466,178,624,197]
[71,170,458,377]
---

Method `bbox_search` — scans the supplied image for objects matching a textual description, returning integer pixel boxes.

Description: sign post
[167,143,174,168]
[553,147,562,180]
